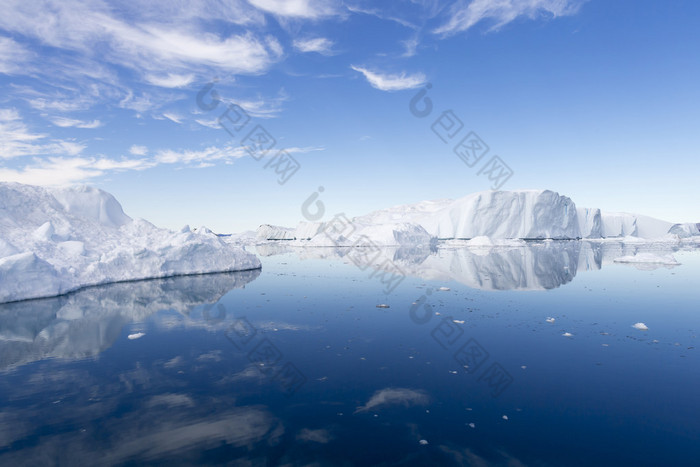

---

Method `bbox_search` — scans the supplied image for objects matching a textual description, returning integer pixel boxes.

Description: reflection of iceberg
[0,270,260,370]
[271,241,691,291]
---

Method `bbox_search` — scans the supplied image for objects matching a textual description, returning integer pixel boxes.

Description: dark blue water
[0,242,698,466]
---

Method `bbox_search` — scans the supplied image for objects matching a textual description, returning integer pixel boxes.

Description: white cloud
[293,37,335,55]
[154,145,248,164]
[50,117,103,129]
[194,118,221,129]
[220,89,290,118]
[129,145,148,156]
[0,36,33,75]
[0,156,153,186]
[28,97,94,113]
[434,0,586,36]
[0,0,283,85]
[247,0,340,18]
[162,112,184,124]
[401,36,419,57]
[351,65,426,91]
[0,108,86,159]
[345,4,420,30]
[119,91,157,113]
[145,73,195,88]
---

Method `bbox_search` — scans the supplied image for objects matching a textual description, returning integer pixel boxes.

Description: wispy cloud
[49,117,103,129]
[293,37,335,55]
[351,66,426,91]
[162,112,184,124]
[145,73,195,88]
[129,145,148,156]
[0,36,33,75]
[248,0,340,18]
[401,35,420,57]
[194,118,220,129]
[0,108,86,159]
[154,145,248,165]
[0,156,153,186]
[0,0,283,86]
[434,0,586,36]
[222,90,290,119]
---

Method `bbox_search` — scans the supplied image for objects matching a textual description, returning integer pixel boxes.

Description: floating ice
[613,253,680,265]
[376,304,390,308]
[419,439,429,445]
[127,333,145,340]
[0,183,261,303]
[437,287,450,291]
[632,322,649,331]
[562,332,574,337]
[546,317,555,323]
[453,319,465,324]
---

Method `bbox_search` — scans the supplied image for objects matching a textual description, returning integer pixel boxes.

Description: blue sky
[1,0,698,232]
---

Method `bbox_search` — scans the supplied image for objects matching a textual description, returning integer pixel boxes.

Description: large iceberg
[0,183,261,303]
[255,189,695,245]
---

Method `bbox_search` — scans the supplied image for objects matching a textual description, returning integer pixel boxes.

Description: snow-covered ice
[0,183,261,303]
[632,323,649,331]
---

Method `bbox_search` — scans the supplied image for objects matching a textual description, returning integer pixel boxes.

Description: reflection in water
[0,270,260,370]
[258,240,686,291]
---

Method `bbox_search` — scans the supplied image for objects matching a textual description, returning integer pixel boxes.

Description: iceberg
[0,183,261,303]
[253,189,697,245]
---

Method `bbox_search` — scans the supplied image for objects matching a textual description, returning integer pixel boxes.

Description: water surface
[1,242,698,466]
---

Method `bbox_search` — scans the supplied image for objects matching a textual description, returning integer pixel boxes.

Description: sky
[0,0,699,233]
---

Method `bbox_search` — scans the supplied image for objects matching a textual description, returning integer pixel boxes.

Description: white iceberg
[252,189,697,245]
[0,183,261,303]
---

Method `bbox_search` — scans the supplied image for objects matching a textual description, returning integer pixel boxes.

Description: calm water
[0,241,699,466]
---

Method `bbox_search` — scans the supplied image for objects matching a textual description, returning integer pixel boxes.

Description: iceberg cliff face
[0,183,261,303]
[599,212,673,238]
[577,207,602,238]
[669,223,700,238]
[427,190,579,239]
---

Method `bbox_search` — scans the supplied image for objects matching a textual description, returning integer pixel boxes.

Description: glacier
[0,183,261,303]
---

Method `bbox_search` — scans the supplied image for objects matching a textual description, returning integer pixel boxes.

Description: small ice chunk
[437,287,450,291]
[419,439,429,445]
[128,332,145,340]
[453,319,465,324]
[468,422,475,428]
[502,415,508,420]
[562,332,573,337]
[546,317,555,323]
[632,322,649,331]
[376,304,390,308]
